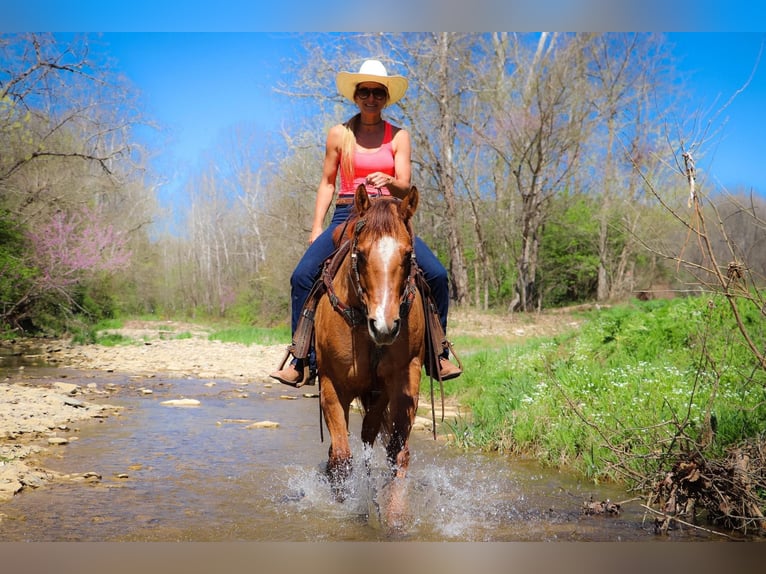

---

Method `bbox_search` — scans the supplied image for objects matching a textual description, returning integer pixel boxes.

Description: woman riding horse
[270,58,461,387]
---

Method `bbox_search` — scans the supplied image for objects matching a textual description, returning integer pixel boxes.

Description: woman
[270,59,461,386]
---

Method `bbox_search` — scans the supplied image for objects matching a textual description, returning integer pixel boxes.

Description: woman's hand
[309,226,323,245]
[366,171,395,190]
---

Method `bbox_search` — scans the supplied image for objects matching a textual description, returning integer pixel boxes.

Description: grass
[440,296,766,486]
[70,313,292,347]
[208,324,291,346]
[70,318,128,345]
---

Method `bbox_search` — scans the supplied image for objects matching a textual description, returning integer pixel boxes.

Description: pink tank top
[339,121,395,197]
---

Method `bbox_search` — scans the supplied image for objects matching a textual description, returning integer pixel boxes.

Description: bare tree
[379,33,473,306]
[0,34,145,216]
[478,33,592,312]
[583,33,674,302]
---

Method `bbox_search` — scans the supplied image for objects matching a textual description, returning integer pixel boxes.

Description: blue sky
[666,32,766,193]
[88,32,766,198]
[99,33,299,155]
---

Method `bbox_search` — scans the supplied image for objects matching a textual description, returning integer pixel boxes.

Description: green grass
[70,318,128,345]
[441,296,766,485]
[70,314,292,347]
[208,324,291,346]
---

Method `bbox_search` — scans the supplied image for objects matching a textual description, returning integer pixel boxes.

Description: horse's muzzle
[368,316,401,346]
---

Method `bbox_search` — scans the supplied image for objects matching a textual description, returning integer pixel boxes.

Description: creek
[0,365,731,542]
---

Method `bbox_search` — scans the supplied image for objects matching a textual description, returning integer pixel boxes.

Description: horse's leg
[380,391,414,532]
[319,377,352,500]
[385,386,417,478]
[360,390,387,449]
[359,390,388,476]
[379,369,420,531]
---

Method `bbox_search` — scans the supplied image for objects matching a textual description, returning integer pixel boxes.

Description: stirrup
[443,339,463,373]
[271,346,315,388]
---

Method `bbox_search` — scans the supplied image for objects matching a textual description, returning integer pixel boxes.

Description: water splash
[276,435,525,541]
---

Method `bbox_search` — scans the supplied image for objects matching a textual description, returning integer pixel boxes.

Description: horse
[314,183,426,511]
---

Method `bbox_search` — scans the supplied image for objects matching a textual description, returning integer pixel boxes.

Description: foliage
[0,210,36,334]
[539,193,601,306]
[0,207,132,334]
[444,297,766,491]
[0,34,148,335]
[27,207,131,289]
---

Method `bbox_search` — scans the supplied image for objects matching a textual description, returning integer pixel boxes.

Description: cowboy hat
[336,59,408,106]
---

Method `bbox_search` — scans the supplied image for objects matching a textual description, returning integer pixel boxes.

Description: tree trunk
[436,33,469,305]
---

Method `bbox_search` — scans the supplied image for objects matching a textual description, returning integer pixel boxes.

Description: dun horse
[314,184,425,504]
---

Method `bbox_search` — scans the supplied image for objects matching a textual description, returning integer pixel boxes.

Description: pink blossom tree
[27,207,131,291]
[11,206,133,324]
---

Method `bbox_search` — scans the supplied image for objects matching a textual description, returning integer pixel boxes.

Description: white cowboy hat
[336,59,408,106]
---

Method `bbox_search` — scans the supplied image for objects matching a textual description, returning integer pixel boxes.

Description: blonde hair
[340,114,360,182]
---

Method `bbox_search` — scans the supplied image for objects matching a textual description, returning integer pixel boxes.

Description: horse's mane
[333,197,412,246]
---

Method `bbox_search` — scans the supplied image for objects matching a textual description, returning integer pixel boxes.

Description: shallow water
[0,366,738,542]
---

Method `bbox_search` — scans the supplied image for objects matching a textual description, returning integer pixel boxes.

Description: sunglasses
[355,87,388,101]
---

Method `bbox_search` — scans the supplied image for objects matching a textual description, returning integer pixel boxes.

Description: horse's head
[348,184,419,346]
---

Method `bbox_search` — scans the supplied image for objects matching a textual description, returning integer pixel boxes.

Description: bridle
[322,207,419,329]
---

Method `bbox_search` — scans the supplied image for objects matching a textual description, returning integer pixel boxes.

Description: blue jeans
[290,204,450,362]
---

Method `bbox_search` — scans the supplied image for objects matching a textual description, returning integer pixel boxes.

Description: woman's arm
[366,127,412,199]
[310,125,343,243]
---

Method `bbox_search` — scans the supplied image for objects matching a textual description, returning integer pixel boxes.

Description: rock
[0,479,23,501]
[160,398,201,407]
[412,416,433,431]
[52,382,79,395]
[47,437,69,445]
[245,421,280,429]
[20,472,45,489]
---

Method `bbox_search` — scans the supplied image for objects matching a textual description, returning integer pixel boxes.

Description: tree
[0,33,153,332]
[0,34,142,213]
[584,33,673,302]
[387,32,478,306]
[481,33,592,312]
[431,33,470,306]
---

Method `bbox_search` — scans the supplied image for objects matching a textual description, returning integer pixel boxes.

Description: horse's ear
[354,184,371,215]
[400,186,419,220]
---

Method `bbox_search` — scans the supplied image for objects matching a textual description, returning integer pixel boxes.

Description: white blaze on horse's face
[366,234,402,346]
